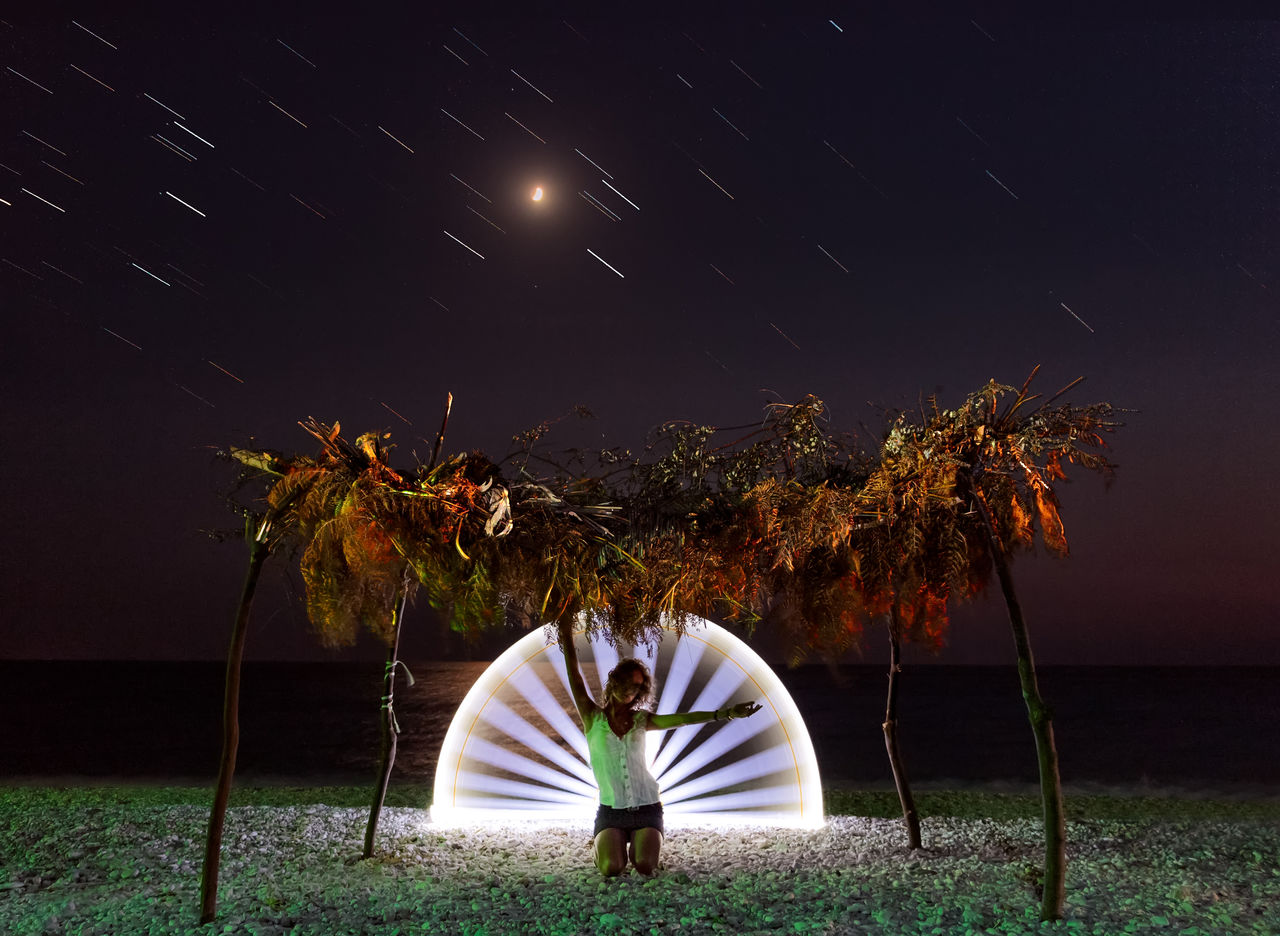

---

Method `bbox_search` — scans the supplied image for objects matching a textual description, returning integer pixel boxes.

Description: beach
[2,787,1277,935]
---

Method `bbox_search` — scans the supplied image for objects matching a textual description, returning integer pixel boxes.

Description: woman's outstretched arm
[647,701,761,730]
[557,618,596,728]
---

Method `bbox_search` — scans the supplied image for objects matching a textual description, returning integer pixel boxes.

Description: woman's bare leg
[630,827,663,875]
[593,829,627,876]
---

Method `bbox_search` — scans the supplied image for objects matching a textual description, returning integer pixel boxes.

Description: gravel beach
[2,791,1277,935]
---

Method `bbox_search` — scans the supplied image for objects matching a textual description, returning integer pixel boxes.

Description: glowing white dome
[431,614,824,829]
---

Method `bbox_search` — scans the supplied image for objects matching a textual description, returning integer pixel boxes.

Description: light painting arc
[431,614,824,828]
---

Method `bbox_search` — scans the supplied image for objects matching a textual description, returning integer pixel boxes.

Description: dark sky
[2,13,1276,664]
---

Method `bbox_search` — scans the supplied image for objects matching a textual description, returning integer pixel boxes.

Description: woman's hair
[604,658,654,709]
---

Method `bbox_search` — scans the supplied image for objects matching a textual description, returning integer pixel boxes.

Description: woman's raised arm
[557,618,596,728]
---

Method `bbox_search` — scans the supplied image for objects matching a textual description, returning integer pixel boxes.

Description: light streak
[276,39,316,67]
[289,194,325,218]
[229,167,265,191]
[153,134,196,160]
[268,100,308,128]
[151,136,193,161]
[729,59,763,89]
[20,188,66,212]
[563,20,590,43]
[971,19,997,42]
[208,361,244,382]
[1236,262,1267,288]
[579,191,621,221]
[431,616,824,829]
[479,698,595,786]
[713,108,750,141]
[456,770,587,805]
[0,198,9,207]
[41,162,84,185]
[72,21,118,49]
[130,262,170,285]
[0,163,19,175]
[590,640,621,698]
[465,205,506,233]
[769,321,802,350]
[179,385,216,408]
[328,114,360,138]
[823,140,889,199]
[164,191,206,217]
[574,148,612,178]
[503,112,546,143]
[649,659,746,777]
[143,92,185,120]
[442,229,485,259]
[6,67,53,94]
[41,261,83,283]
[683,32,707,53]
[378,125,415,153]
[985,169,1019,199]
[452,27,488,56]
[172,122,215,148]
[521,661,593,764]
[586,248,624,278]
[166,264,206,286]
[449,173,491,203]
[1,259,41,279]
[510,69,554,103]
[69,64,115,92]
[829,20,844,32]
[697,167,734,200]
[600,179,639,210]
[440,108,485,141]
[441,44,469,66]
[1060,302,1095,333]
[102,328,141,350]
[955,115,990,147]
[21,131,68,156]
[379,401,412,425]
[816,244,849,273]
[709,263,735,285]
[662,745,789,804]
[654,716,771,793]
[676,74,693,89]
[429,297,450,312]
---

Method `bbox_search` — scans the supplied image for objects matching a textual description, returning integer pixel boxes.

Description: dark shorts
[593,802,664,838]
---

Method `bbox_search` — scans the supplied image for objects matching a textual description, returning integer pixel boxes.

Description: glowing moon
[532,186,544,201]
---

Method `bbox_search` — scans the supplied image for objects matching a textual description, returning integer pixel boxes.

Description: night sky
[2,13,1276,665]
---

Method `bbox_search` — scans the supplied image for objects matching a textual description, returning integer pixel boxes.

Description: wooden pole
[363,589,410,859]
[881,608,921,850]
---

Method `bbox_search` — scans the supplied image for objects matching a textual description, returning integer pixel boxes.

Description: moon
[531,186,544,202]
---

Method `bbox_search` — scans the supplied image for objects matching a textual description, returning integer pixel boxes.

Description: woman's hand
[724,701,762,720]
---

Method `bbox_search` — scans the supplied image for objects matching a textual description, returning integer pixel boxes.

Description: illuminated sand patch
[431,615,823,828]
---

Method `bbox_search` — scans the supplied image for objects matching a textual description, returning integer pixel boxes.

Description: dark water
[2,662,1277,792]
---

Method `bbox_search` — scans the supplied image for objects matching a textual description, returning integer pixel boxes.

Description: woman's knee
[597,853,627,876]
[632,828,662,875]
[594,830,627,876]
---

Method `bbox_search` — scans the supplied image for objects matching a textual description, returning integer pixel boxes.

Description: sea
[2,662,1277,795]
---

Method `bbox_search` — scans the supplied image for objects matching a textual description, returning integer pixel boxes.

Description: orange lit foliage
[229,374,1116,660]
[843,370,1119,656]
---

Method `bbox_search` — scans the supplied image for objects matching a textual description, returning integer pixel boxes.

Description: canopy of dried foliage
[223,372,1120,660]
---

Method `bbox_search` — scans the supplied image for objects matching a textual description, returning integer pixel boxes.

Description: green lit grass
[2,783,1277,821]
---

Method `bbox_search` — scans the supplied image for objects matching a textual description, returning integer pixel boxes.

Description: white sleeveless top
[584,709,662,808]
